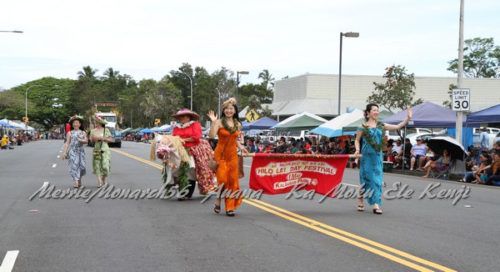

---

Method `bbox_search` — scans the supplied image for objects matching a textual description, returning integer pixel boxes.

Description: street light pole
[25,85,41,128]
[338,32,359,116]
[455,0,465,145]
[0,30,23,33]
[236,71,249,102]
[180,71,194,110]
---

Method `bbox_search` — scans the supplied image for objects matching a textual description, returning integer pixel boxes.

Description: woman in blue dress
[62,115,88,188]
[354,104,412,214]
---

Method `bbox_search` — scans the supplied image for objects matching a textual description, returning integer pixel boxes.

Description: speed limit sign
[452,88,470,111]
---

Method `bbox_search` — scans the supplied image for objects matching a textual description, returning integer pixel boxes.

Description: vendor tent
[466,104,500,124]
[272,112,327,130]
[248,117,278,130]
[384,102,463,128]
[310,109,364,137]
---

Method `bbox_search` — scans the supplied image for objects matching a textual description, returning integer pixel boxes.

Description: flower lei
[361,121,386,152]
[175,120,195,129]
[221,117,239,134]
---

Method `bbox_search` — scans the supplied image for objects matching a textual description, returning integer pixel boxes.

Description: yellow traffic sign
[245,109,260,122]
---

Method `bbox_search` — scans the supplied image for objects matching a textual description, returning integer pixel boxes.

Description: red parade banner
[249,153,351,197]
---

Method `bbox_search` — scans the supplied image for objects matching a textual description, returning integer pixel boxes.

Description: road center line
[111,148,456,272]
[0,250,19,272]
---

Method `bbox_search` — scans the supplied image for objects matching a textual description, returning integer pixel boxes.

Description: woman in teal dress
[90,115,114,187]
[354,103,412,214]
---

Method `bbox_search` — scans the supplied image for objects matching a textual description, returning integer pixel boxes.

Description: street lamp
[236,71,249,102]
[338,31,359,115]
[25,85,41,128]
[0,30,23,33]
[180,71,194,110]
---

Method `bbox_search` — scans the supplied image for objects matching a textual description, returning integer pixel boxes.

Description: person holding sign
[207,98,249,217]
[354,103,412,214]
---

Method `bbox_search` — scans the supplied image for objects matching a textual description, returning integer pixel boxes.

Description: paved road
[1,140,499,271]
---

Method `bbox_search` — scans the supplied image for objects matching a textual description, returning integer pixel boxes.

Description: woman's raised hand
[207,110,218,122]
[407,107,413,120]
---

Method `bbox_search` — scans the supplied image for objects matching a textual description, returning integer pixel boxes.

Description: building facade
[270,73,500,118]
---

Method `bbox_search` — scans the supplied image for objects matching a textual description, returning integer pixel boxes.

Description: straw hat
[171,108,200,120]
[68,115,84,124]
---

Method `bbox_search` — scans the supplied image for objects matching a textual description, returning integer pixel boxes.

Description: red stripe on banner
[249,153,349,197]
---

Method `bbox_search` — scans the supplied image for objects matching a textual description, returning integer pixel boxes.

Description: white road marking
[0,250,19,272]
[52,163,57,168]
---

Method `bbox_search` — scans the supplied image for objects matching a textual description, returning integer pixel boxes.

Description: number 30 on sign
[452,88,470,111]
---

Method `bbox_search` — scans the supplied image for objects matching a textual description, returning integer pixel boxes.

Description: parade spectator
[274,137,288,153]
[472,152,492,184]
[247,139,257,153]
[392,139,403,168]
[485,150,500,186]
[1,134,9,150]
[410,138,427,171]
[422,149,450,178]
[479,127,490,151]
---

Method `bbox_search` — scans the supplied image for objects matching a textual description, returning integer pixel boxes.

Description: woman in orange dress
[207,98,249,217]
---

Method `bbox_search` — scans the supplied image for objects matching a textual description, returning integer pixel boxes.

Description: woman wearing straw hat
[171,108,216,200]
[207,98,249,216]
[90,115,114,187]
[62,115,88,188]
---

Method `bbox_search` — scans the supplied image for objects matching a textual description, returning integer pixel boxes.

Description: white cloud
[1,0,499,88]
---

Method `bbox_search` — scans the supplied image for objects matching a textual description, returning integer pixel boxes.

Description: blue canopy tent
[384,102,465,128]
[466,104,500,124]
[241,121,250,131]
[0,119,16,128]
[248,117,278,130]
[384,102,472,147]
[139,128,154,134]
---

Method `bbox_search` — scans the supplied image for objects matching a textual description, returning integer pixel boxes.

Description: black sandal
[213,204,221,214]
[226,210,235,217]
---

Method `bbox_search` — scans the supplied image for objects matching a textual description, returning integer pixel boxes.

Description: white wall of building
[271,73,500,116]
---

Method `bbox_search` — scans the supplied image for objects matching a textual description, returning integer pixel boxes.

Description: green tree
[139,79,182,127]
[447,37,500,78]
[368,65,422,113]
[442,83,457,109]
[8,77,76,129]
[0,91,24,119]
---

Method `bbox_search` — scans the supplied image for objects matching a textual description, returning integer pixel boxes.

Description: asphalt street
[1,140,499,272]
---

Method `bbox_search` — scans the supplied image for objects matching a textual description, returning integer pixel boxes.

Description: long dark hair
[364,103,379,121]
[70,119,85,131]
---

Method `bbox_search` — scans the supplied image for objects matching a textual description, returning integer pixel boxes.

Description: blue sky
[1,0,499,89]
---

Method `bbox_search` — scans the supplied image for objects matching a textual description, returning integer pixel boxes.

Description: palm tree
[77,66,98,81]
[103,67,120,80]
[258,69,275,89]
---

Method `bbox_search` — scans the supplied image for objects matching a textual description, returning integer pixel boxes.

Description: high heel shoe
[226,210,235,217]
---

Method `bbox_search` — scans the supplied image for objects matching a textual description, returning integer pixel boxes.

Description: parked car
[386,128,434,142]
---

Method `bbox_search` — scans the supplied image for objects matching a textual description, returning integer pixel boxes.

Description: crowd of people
[0,131,37,150]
